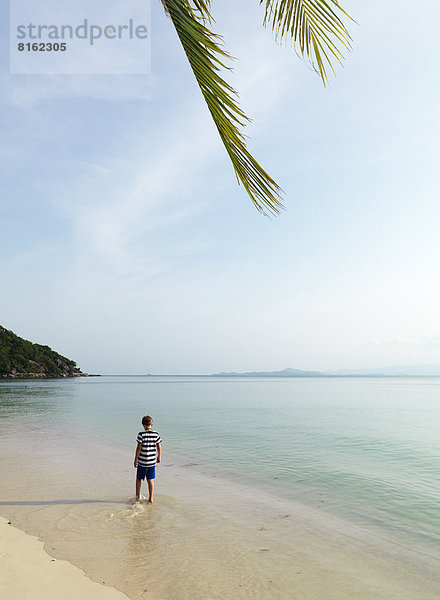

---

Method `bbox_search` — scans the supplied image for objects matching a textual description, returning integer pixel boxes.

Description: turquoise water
[1,375,439,558]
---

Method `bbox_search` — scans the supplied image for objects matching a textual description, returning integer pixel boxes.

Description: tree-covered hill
[0,326,86,378]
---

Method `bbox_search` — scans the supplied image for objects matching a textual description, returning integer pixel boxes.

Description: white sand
[0,517,130,600]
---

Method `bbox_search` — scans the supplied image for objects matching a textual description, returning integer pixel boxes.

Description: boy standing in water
[134,415,162,503]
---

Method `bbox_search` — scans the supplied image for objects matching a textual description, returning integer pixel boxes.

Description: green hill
[0,326,85,378]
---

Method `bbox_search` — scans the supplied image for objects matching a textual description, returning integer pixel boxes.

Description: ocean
[0,376,439,599]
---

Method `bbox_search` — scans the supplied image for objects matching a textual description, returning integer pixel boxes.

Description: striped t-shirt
[136,429,162,466]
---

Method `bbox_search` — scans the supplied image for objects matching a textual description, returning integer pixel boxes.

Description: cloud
[41,31,296,280]
[43,103,218,284]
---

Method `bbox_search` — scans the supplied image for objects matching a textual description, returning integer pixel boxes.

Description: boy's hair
[142,415,153,427]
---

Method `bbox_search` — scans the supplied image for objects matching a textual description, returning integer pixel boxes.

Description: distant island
[214,367,325,377]
[213,365,440,377]
[0,326,95,379]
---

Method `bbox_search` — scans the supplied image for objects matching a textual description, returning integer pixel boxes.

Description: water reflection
[0,380,77,420]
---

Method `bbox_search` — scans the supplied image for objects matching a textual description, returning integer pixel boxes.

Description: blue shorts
[137,465,156,480]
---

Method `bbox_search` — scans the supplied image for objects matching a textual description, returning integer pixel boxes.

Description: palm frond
[261,0,352,85]
[161,0,212,20]
[191,1,213,22]
[161,0,284,215]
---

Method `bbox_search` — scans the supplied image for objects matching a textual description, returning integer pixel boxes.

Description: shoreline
[1,377,439,599]
[0,517,130,600]
[2,453,439,600]
[2,489,439,600]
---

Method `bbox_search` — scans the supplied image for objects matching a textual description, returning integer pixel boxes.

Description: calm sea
[1,376,439,599]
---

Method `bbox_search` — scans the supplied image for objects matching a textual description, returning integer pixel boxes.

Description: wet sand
[0,517,130,600]
[1,425,439,600]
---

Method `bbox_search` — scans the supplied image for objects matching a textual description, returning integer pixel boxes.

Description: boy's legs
[135,476,142,500]
[147,478,154,503]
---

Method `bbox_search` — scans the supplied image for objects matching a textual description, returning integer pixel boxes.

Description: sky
[1,0,440,375]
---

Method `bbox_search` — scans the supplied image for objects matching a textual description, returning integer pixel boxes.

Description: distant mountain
[0,326,89,378]
[214,367,326,377]
[213,365,440,377]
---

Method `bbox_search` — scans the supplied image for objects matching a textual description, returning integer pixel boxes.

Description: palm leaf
[261,0,352,85]
[161,0,284,215]
[191,1,213,21]
[162,0,212,21]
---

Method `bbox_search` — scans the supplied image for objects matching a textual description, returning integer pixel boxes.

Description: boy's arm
[134,442,142,468]
[156,443,162,464]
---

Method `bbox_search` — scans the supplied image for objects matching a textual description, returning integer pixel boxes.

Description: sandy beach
[2,472,440,600]
[0,517,130,600]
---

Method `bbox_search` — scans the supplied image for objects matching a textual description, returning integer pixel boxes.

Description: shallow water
[1,376,439,599]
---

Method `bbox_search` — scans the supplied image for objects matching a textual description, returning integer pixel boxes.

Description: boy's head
[142,415,153,429]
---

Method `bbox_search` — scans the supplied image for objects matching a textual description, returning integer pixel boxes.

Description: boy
[134,415,162,503]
